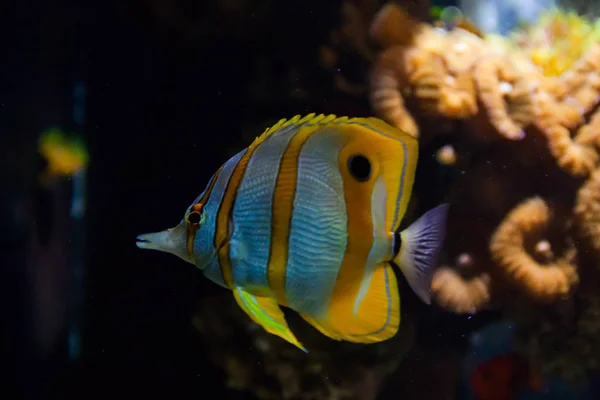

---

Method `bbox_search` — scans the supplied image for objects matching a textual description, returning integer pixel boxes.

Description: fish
[136,113,448,351]
[38,128,89,184]
[470,353,543,400]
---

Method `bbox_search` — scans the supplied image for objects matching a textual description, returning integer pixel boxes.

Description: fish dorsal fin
[253,113,342,146]
[253,113,413,147]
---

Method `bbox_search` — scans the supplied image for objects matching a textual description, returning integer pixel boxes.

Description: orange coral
[369,46,419,137]
[368,3,600,156]
[429,210,496,314]
[556,43,600,115]
[406,31,479,119]
[575,108,600,149]
[364,3,600,382]
[530,44,600,178]
[534,89,600,177]
[472,54,535,140]
[369,3,480,138]
[489,197,579,303]
[573,167,600,257]
[431,264,492,315]
[369,3,425,49]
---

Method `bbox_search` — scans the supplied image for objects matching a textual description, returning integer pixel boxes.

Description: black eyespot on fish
[187,211,201,225]
[348,154,371,182]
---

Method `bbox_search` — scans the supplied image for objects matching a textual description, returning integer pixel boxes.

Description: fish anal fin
[301,263,400,344]
[299,313,343,341]
[232,287,307,352]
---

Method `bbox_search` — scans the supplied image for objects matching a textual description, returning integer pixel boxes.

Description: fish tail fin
[393,203,448,304]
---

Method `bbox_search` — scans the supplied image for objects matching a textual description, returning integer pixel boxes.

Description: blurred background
[3,0,600,398]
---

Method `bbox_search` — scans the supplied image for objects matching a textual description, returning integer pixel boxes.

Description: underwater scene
[3,0,600,399]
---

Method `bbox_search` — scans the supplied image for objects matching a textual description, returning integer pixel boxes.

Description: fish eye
[348,154,371,182]
[186,210,202,225]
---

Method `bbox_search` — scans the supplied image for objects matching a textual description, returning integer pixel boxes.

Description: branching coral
[528,43,600,177]
[556,43,600,114]
[367,2,600,387]
[369,4,482,139]
[533,89,600,177]
[573,167,600,259]
[368,3,600,165]
[472,54,535,140]
[509,8,600,77]
[369,46,419,137]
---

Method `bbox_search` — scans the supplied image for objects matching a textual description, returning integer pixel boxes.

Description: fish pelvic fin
[393,203,449,304]
[300,262,400,344]
[232,287,307,352]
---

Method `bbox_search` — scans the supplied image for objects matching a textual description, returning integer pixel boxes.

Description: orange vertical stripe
[325,142,377,328]
[214,152,257,288]
[267,125,323,305]
[213,121,297,288]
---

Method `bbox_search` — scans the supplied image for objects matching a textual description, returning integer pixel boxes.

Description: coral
[509,8,600,77]
[365,3,600,385]
[431,263,492,315]
[489,197,579,303]
[369,4,482,140]
[368,4,600,176]
[472,54,534,140]
[533,89,600,177]
[556,44,600,114]
[531,45,600,177]
[574,167,600,260]
[429,202,499,315]
[369,46,419,137]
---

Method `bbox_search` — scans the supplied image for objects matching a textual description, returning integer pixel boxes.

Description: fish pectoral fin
[301,263,400,344]
[232,287,307,352]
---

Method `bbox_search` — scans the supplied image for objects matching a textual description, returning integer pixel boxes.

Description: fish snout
[135,221,190,263]
[135,233,152,249]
